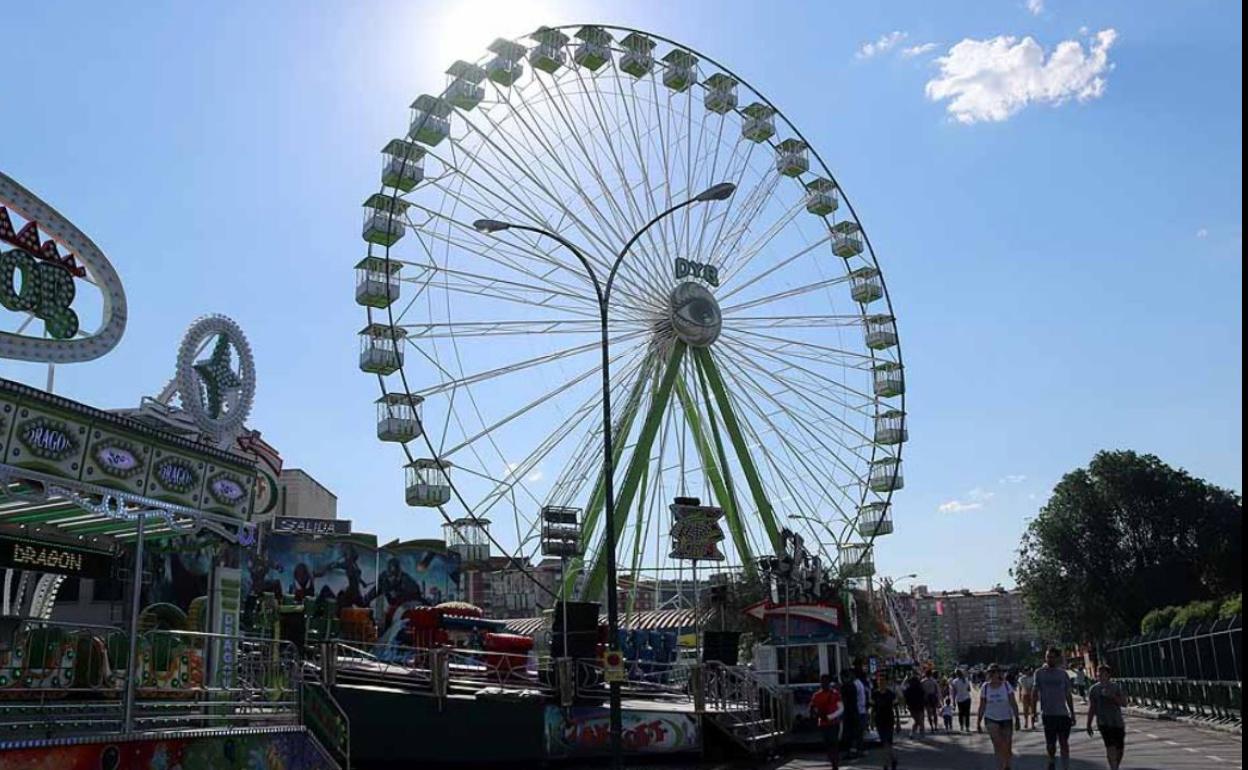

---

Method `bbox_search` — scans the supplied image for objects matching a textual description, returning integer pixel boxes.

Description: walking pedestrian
[1018,667,1036,730]
[922,670,941,732]
[1074,666,1089,702]
[940,697,954,732]
[810,673,844,770]
[854,666,869,754]
[976,663,1021,770]
[1086,665,1128,770]
[950,669,973,732]
[839,669,861,759]
[1033,646,1076,770]
[903,672,926,737]
[873,672,899,770]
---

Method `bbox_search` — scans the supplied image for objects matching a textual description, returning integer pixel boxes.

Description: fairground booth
[0,172,344,769]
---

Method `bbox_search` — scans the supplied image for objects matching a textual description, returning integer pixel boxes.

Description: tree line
[1014,450,1242,645]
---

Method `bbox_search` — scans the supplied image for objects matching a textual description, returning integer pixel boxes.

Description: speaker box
[703,630,740,665]
[551,601,600,659]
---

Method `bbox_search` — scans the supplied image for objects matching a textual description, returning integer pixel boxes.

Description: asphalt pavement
[771,706,1243,770]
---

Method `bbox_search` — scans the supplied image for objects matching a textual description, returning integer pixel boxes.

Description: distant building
[273,468,338,522]
[903,585,1041,663]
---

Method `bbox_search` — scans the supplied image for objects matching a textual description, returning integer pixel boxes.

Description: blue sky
[0,1,1240,592]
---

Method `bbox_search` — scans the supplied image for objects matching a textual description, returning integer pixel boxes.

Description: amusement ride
[356,24,907,601]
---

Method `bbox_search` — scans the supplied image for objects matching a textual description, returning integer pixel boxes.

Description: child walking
[940,697,954,732]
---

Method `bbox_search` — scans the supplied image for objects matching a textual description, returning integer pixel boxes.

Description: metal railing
[1101,616,1242,720]
[0,618,304,738]
[701,662,792,754]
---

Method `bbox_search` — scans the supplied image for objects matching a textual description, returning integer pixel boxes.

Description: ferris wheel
[354,25,906,602]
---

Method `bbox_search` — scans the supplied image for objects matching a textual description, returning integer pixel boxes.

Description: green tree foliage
[1140,606,1181,634]
[1220,593,1242,619]
[1014,451,1242,643]
[1170,599,1221,628]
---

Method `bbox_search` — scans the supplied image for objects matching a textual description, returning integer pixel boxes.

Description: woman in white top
[1017,668,1036,730]
[977,664,1021,770]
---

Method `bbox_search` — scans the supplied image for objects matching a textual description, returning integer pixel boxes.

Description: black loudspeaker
[703,630,741,666]
[551,601,600,659]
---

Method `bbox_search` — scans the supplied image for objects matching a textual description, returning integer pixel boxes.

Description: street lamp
[474,182,736,767]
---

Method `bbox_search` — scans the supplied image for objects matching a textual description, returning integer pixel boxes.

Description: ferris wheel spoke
[465,87,659,303]
[723,328,876,366]
[607,65,691,294]
[397,256,603,318]
[450,104,624,273]
[426,156,659,310]
[723,263,848,313]
[716,192,806,284]
[722,313,863,329]
[411,330,645,398]
[441,339,645,457]
[405,178,610,295]
[710,352,866,518]
[715,341,878,451]
[399,318,618,339]
[719,332,877,404]
[718,229,833,305]
[468,346,647,521]
[551,70,683,300]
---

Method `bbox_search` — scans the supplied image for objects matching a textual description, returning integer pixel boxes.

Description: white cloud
[858,31,909,59]
[925,28,1118,123]
[939,486,999,513]
[1196,228,1209,239]
[527,469,544,483]
[1027,0,1045,16]
[1000,474,1028,484]
[902,43,940,58]
[939,500,983,514]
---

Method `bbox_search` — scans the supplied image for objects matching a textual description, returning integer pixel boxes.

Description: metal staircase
[700,662,792,758]
[884,585,929,664]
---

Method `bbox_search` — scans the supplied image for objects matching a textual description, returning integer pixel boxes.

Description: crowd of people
[807,647,1129,770]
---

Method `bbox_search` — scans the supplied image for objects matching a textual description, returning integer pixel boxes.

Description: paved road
[774,710,1242,770]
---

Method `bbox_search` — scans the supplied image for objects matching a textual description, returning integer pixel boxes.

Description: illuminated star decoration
[194,334,243,419]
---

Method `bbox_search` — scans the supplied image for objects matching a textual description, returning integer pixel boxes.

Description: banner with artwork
[242,532,377,612]
[374,539,462,639]
[543,706,700,758]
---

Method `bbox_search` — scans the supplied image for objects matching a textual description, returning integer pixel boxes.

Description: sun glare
[427,0,568,70]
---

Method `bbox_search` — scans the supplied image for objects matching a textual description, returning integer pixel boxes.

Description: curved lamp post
[474,181,735,767]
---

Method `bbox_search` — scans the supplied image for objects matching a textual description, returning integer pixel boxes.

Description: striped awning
[504,607,711,637]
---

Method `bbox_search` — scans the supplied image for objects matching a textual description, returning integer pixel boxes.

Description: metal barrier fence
[1101,615,1242,719]
[0,617,304,738]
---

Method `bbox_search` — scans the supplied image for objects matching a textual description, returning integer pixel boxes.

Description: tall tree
[1014,451,1241,643]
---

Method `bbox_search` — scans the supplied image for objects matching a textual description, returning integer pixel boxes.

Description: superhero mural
[372,539,462,642]
[242,532,378,612]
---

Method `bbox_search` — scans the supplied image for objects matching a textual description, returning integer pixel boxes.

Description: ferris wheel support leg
[674,377,756,577]
[580,341,687,601]
[692,348,783,554]
[560,359,653,599]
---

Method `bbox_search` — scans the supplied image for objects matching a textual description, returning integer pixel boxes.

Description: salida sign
[544,707,699,757]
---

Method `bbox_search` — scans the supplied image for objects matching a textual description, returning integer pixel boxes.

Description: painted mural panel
[0,729,337,770]
[543,706,701,758]
[243,532,378,611]
[373,539,462,639]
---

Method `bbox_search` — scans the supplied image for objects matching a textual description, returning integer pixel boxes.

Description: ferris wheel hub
[667,281,722,348]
